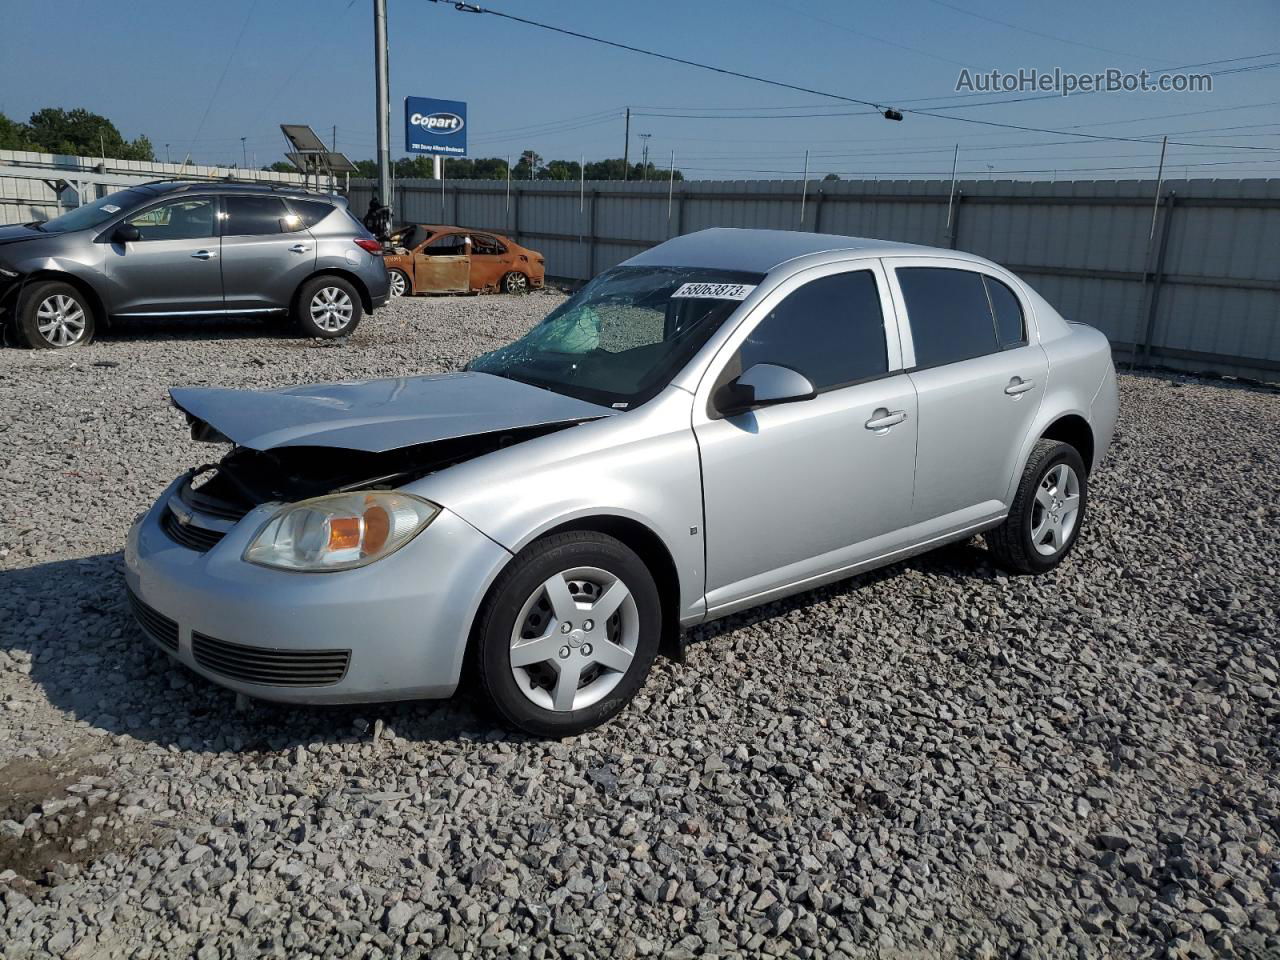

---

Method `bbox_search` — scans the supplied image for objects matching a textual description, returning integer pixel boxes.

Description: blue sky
[2,0,1277,179]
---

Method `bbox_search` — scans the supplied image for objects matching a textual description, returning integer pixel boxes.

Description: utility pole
[373,0,392,209]
[622,108,630,181]
[165,143,170,164]
[332,126,337,151]
[241,137,247,168]
[639,133,651,181]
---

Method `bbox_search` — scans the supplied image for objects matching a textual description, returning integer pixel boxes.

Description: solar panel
[280,124,328,153]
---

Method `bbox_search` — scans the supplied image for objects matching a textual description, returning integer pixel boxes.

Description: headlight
[244,491,439,572]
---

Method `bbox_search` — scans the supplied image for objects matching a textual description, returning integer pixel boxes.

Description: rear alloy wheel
[987,439,1088,574]
[388,269,409,298]
[502,271,529,295]
[478,532,661,736]
[294,275,363,338]
[17,281,95,349]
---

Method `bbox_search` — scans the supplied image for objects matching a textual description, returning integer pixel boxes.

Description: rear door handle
[191,250,216,260]
[865,408,908,432]
[289,243,310,253]
[1005,376,1036,396]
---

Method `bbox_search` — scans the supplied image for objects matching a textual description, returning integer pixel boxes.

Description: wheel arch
[1040,413,1095,473]
[295,268,373,314]
[462,512,684,681]
[13,270,108,327]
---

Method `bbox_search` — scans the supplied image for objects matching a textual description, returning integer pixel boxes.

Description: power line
[919,0,1174,63]
[185,0,260,162]
[425,2,1280,152]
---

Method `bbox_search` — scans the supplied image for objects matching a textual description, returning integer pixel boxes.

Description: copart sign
[404,96,467,157]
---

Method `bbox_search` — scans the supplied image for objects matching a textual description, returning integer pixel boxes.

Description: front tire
[501,271,529,295]
[388,269,410,298]
[294,275,362,338]
[16,281,95,349]
[988,439,1088,574]
[477,531,661,737]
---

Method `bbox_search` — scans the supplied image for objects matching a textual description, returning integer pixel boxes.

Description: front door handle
[865,408,908,432]
[1005,376,1036,396]
[191,249,216,260]
[289,243,310,253]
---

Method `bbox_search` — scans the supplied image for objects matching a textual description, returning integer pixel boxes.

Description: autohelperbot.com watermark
[956,67,1213,96]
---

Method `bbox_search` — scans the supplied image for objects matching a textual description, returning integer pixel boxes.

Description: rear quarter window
[286,198,336,229]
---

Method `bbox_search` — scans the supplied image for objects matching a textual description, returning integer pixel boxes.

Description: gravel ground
[1,294,1278,960]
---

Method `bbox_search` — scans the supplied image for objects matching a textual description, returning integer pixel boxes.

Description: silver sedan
[126,228,1118,736]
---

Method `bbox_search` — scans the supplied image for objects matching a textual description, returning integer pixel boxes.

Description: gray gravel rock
[1,297,1279,958]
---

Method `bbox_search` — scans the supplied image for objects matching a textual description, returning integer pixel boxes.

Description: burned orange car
[383,225,546,297]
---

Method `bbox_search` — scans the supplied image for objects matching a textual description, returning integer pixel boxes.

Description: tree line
[0,108,155,161]
[268,150,685,182]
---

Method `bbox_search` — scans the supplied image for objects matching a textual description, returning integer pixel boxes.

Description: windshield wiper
[22,221,45,231]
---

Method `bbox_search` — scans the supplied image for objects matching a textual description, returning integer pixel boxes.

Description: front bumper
[124,479,510,704]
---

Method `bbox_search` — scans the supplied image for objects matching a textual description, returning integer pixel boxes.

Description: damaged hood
[170,372,615,453]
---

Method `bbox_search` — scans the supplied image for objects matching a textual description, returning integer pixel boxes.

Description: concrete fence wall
[0,149,310,225]
[350,176,1280,382]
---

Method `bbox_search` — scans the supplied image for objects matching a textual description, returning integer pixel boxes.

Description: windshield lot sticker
[101,204,121,214]
[671,282,756,300]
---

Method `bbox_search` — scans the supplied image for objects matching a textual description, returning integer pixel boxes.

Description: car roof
[409,224,511,239]
[625,227,983,274]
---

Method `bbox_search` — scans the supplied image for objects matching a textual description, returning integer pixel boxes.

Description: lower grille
[127,588,179,651]
[161,508,226,552]
[191,633,350,687]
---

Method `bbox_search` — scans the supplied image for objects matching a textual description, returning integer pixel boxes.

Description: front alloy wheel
[16,281,96,349]
[478,531,661,737]
[502,271,529,295]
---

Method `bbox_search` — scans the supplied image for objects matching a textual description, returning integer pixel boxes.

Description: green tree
[21,108,153,160]
[262,160,297,173]
[0,112,33,150]
[822,172,841,181]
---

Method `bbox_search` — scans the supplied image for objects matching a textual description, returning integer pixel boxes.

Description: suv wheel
[502,271,529,295]
[294,275,362,338]
[477,531,661,737]
[987,439,1088,574]
[17,281,95,349]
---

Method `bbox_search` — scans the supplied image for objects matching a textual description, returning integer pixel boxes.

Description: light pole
[240,137,247,168]
[373,0,392,210]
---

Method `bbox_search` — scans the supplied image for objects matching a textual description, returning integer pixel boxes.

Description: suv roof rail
[137,178,338,197]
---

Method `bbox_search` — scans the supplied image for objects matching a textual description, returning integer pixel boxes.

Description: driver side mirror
[112,223,141,244]
[714,362,817,417]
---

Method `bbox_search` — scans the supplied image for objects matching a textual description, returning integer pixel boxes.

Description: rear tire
[16,281,95,349]
[294,275,362,338]
[477,531,661,737]
[987,439,1087,574]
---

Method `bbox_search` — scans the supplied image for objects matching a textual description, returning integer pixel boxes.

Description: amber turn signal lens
[327,516,363,551]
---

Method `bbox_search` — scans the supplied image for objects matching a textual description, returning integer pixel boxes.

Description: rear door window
[896,267,999,369]
[222,195,291,236]
[470,234,506,256]
[737,269,888,390]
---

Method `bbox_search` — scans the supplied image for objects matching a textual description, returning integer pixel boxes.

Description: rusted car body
[384,224,545,296]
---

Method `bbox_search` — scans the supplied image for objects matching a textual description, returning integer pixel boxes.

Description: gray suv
[0,181,390,348]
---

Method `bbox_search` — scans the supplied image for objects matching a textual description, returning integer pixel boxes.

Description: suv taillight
[354,238,382,254]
